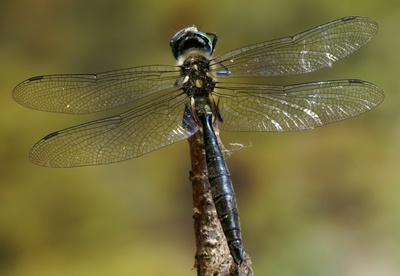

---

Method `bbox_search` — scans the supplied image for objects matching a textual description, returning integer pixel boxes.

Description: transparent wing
[211,16,378,77]
[214,79,384,132]
[29,88,199,167]
[12,65,180,114]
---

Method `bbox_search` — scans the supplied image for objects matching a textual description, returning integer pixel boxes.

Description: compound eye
[170,26,214,60]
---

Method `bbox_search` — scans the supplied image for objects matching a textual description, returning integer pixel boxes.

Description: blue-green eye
[170,25,214,60]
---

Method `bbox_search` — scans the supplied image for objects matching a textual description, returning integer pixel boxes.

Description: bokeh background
[1,0,399,275]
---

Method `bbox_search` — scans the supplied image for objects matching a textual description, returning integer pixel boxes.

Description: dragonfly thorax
[180,55,216,97]
[178,54,223,130]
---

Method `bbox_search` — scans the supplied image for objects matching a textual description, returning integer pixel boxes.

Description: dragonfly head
[170,25,215,60]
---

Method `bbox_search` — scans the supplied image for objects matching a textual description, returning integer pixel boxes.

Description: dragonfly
[12,16,384,264]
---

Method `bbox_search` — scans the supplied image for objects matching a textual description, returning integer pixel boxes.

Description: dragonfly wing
[212,16,377,77]
[12,65,180,114]
[215,79,383,132]
[30,88,198,167]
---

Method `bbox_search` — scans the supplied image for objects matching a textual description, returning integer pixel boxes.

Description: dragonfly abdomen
[198,110,244,265]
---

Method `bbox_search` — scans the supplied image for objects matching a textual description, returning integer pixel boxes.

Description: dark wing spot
[43,131,59,140]
[28,76,44,82]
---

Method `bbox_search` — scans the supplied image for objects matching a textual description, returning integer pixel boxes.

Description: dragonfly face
[170,25,216,60]
[13,16,384,265]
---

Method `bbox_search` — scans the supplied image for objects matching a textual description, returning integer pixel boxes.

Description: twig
[188,131,253,275]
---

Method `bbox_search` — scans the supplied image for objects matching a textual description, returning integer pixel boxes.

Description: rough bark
[188,131,253,276]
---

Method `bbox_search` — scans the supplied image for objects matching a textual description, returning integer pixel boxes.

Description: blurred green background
[1,0,399,275]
